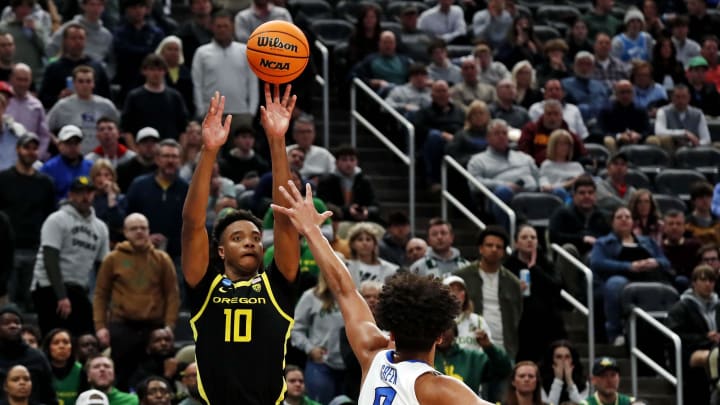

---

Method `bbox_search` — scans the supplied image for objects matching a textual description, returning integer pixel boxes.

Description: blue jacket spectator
[40,125,93,202]
[561,52,610,123]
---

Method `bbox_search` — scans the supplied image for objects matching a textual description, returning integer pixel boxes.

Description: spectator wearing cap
[443,275,492,352]
[488,79,531,130]
[686,56,720,116]
[40,125,93,202]
[561,51,611,125]
[584,357,634,405]
[76,389,109,405]
[473,44,510,86]
[0,133,54,311]
[218,124,269,184]
[654,84,710,150]
[112,0,164,103]
[426,39,461,85]
[7,64,52,160]
[384,63,432,120]
[528,79,589,140]
[46,65,119,155]
[378,211,411,266]
[611,8,654,64]
[670,16,700,67]
[121,54,189,144]
[595,152,636,208]
[450,58,496,111]
[471,0,512,49]
[397,6,432,64]
[583,0,622,40]
[591,33,630,90]
[417,0,467,44]
[0,308,58,405]
[598,80,650,152]
[31,174,109,337]
[116,127,158,193]
[0,85,28,171]
[38,23,111,110]
[668,264,720,404]
[86,117,136,167]
[125,139,188,298]
[94,208,180,390]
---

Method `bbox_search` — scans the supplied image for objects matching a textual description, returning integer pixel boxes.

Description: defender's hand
[260,83,296,141]
[271,182,332,236]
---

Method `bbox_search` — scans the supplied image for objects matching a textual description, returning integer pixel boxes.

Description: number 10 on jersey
[223,309,252,342]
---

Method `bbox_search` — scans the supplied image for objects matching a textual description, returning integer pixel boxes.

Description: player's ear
[218,245,225,260]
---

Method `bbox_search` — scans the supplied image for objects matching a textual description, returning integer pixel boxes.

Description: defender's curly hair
[375,272,460,352]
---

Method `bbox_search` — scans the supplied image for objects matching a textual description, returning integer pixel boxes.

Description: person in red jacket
[518,99,586,166]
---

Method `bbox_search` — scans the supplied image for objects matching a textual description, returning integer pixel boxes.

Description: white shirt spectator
[528,100,589,139]
[234,3,292,43]
[417,4,467,44]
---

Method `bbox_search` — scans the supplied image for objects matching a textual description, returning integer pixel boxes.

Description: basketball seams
[246,47,309,60]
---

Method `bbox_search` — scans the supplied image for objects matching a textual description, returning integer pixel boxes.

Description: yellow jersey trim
[260,272,295,405]
[189,273,223,405]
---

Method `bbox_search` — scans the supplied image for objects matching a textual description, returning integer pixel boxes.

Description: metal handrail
[313,40,329,148]
[441,156,516,243]
[551,243,594,369]
[629,307,682,405]
[350,78,416,232]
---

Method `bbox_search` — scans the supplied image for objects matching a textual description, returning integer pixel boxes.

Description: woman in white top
[539,129,586,203]
[346,222,398,287]
[539,340,589,404]
[442,275,491,352]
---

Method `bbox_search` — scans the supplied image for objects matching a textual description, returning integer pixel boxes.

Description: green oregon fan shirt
[188,260,297,405]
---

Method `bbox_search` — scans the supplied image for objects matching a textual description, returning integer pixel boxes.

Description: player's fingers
[273,83,280,103]
[207,92,217,115]
[282,84,292,106]
[223,114,233,134]
[218,95,226,116]
[287,180,303,201]
[320,211,333,221]
[270,203,289,215]
[304,183,313,202]
[287,95,297,115]
[264,83,271,104]
[277,185,294,202]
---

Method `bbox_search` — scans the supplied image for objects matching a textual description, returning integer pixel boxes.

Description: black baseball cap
[69,176,95,192]
[592,357,620,375]
[16,132,39,147]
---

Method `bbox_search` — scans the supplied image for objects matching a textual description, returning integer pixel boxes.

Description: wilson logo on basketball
[257,36,299,53]
[259,58,290,70]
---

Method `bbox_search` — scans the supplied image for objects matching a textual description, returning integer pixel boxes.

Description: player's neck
[224,266,259,281]
[392,349,433,365]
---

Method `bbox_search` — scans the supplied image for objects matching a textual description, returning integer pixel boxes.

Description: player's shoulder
[414,373,487,405]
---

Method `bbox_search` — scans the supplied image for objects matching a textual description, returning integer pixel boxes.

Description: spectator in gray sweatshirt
[384,63,432,120]
[291,273,346,404]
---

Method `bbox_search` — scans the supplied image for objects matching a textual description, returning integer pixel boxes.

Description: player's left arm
[261,83,300,282]
[272,182,389,368]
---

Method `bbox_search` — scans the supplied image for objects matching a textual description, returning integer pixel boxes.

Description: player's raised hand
[260,83,296,140]
[202,92,232,151]
[271,181,332,236]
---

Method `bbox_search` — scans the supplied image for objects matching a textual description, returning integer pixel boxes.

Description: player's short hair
[375,272,460,352]
[136,376,171,400]
[212,209,263,244]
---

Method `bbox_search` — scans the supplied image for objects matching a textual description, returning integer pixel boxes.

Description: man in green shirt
[583,0,622,40]
[582,357,634,405]
[283,366,321,405]
[86,356,138,405]
[433,323,512,394]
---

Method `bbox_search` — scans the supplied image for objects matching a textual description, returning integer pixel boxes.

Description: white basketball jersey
[358,350,438,405]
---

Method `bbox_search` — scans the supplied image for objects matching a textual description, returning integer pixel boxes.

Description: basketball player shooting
[181,85,300,405]
[272,182,493,405]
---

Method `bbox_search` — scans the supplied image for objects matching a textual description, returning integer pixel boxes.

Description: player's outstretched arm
[261,83,300,282]
[416,374,494,405]
[272,182,390,366]
[181,92,232,287]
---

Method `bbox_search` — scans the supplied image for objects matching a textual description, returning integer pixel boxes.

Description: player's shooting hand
[201,92,232,152]
[271,182,333,236]
[260,83,296,141]
[57,298,71,319]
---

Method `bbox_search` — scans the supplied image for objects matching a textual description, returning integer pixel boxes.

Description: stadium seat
[618,144,671,175]
[310,19,355,47]
[380,20,402,33]
[533,25,562,43]
[386,1,429,20]
[653,194,687,214]
[674,146,720,183]
[288,0,334,19]
[510,192,564,227]
[621,282,679,317]
[447,45,473,59]
[598,167,652,190]
[336,0,381,23]
[236,190,255,211]
[584,143,610,174]
[515,4,532,17]
[654,169,707,201]
[175,311,194,347]
[535,5,581,27]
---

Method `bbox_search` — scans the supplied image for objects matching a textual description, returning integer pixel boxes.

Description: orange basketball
[246,20,310,84]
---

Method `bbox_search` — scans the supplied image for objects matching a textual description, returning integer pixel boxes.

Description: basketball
[246,21,310,84]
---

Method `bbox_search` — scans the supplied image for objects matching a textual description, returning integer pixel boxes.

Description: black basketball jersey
[188,261,296,405]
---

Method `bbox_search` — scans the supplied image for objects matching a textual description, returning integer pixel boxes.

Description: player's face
[219,220,263,274]
[49,331,73,363]
[285,370,305,398]
[87,357,115,390]
[512,365,538,395]
[144,380,172,405]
